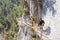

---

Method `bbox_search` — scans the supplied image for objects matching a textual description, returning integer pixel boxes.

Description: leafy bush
[0,0,23,40]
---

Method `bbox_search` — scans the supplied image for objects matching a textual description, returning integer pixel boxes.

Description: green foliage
[0,0,23,40]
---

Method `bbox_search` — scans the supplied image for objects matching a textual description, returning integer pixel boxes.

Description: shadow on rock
[42,0,56,17]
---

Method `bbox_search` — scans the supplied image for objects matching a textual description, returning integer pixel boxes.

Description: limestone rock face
[17,0,60,40]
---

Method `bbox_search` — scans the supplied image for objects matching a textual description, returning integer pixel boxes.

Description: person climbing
[38,18,45,40]
[38,18,45,29]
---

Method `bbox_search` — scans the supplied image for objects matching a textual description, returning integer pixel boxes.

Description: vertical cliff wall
[42,0,60,40]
